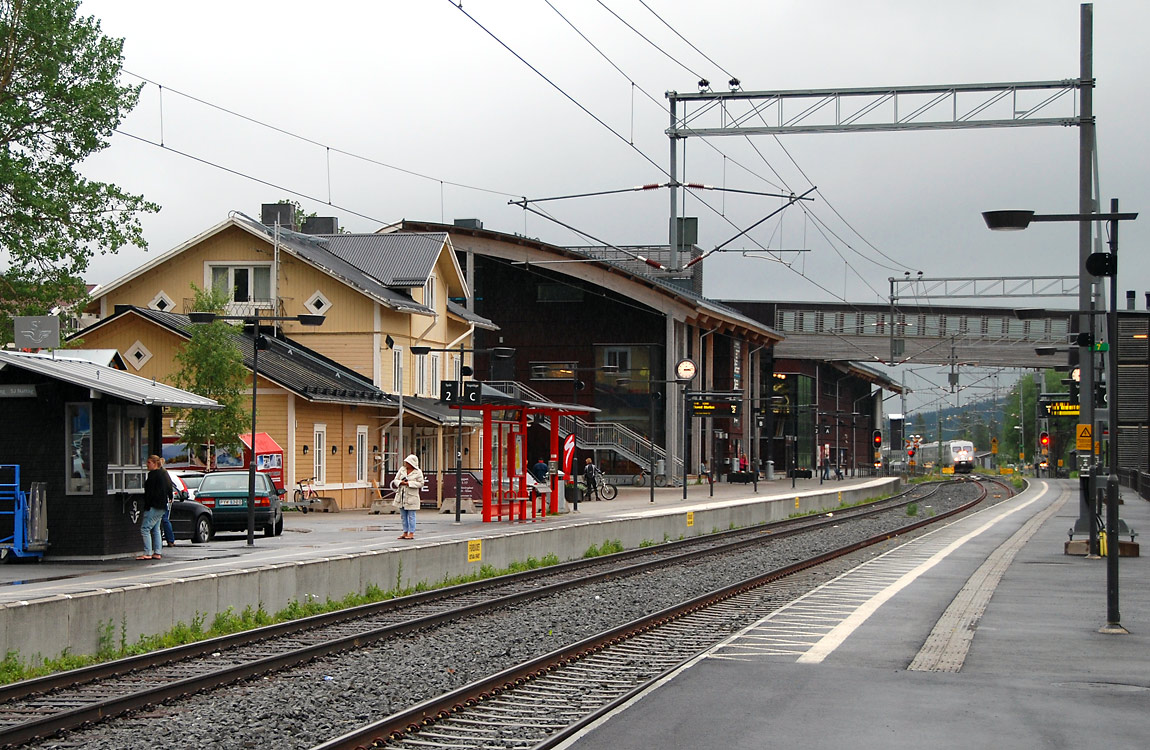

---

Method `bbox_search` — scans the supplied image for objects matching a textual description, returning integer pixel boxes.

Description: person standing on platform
[821,456,830,481]
[391,454,424,540]
[139,455,171,560]
[159,457,176,548]
[583,457,600,501]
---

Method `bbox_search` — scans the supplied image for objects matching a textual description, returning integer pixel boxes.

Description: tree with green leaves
[0,0,158,344]
[172,285,250,465]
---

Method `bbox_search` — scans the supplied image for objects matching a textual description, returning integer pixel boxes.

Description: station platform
[561,478,1150,750]
[0,474,894,663]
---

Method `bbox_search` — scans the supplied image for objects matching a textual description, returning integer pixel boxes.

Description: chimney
[1127,290,1136,310]
[302,216,338,234]
[261,203,296,229]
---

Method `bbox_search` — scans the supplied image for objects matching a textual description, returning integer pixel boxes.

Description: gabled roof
[87,214,434,316]
[0,350,220,409]
[76,307,394,407]
[393,221,782,345]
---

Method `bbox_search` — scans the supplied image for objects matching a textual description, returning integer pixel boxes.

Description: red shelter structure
[453,387,595,522]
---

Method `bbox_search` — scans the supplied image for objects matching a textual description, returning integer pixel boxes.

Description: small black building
[0,351,218,558]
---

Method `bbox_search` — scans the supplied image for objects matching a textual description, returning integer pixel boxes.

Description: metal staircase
[484,381,683,483]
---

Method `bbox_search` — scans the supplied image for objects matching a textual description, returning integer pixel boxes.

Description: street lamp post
[983,201,1137,633]
[412,345,516,523]
[189,309,325,546]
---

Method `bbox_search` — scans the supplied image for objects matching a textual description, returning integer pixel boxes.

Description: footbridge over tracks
[728,300,1075,369]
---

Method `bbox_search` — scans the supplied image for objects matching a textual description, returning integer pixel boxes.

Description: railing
[485,381,683,482]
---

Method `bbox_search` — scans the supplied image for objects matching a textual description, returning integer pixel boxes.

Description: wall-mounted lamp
[302,445,309,455]
[331,445,338,455]
[372,445,379,454]
[348,445,354,454]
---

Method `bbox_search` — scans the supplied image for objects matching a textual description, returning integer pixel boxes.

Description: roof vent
[453,218,483,230]
[302,216,338,234]
[261,203,296,229]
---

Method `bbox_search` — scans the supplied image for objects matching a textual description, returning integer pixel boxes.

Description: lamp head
[410,346,431,355]
[297,314,326,326]
[490,347,516,359]
[982,210,1035,231]
[188,312,218,324]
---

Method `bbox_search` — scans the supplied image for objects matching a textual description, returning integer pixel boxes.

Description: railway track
[0,478,1004,748]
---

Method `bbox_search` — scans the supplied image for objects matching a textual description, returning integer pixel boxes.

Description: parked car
[166,471,213,543]
[171,470,205,501]
[194,470,285,538]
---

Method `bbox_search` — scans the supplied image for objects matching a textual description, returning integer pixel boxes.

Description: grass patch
[0,551,565,686]
[906,502,919,517]
[583,539,624,558]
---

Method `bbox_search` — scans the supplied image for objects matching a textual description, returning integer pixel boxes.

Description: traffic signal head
[872,430,882,448]
[1039,431,1050,448]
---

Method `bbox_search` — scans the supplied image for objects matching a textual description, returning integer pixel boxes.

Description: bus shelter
[454,387,596,522]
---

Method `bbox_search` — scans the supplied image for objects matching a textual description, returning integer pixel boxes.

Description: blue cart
[0,465,49,560]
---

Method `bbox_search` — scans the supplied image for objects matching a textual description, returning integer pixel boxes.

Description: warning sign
[1076,424,1093,452]
[990,437,999,454]
[467,539,482,563]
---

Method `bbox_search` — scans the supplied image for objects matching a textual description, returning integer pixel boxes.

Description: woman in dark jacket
[139,455,171,560]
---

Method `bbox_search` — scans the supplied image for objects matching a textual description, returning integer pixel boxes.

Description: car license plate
[217,498,245,506]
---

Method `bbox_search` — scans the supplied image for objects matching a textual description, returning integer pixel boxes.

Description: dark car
[194,471,284,538]
[166,471,213,543]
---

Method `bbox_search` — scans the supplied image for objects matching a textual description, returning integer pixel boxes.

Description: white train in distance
[883,439,976,474]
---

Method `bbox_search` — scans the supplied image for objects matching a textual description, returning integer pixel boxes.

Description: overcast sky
[75,0,1149,412]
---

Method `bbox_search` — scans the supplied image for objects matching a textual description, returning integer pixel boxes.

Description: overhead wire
[123,71,522,202]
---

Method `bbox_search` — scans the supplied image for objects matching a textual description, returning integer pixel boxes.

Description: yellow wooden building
[79,206,497,509]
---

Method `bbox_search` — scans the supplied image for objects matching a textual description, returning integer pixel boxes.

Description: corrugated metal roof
[0,351,221,409]
[446,299,498,330]
[317,233,448,287]
[90,308,394,407]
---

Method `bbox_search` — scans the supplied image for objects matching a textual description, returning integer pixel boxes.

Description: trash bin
[564,482,581,507]
[766,461,774,481]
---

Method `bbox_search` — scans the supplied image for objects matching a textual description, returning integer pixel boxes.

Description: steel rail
[0,481,960,747]
[313,481,993,750]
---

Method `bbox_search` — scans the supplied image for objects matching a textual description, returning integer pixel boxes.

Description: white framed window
[392,346,404,393]
[429,353,441,396]
[423,276,436,311]
[313,424,327,485]
[451,353,462,382]
[356,426,369,483]
[415,352,428,396]
[208,264,272,306]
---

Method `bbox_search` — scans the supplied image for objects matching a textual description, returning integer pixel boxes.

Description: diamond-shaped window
[124,341,153,371]
[149,291,175,313]
[305,291,332,315]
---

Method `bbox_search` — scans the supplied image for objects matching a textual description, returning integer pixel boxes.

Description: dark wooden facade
[0,366,163,557]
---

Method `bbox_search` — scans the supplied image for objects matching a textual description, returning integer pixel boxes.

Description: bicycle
[581,467,617,500]
[631,468,668,487]
[293,477,320,513]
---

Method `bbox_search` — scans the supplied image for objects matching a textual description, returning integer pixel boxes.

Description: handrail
[484,381,683,481]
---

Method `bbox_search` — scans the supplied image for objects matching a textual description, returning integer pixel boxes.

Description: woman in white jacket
[391,454,424,539]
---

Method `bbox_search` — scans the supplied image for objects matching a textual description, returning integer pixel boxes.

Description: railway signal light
[872,430,882,449]
[907,447,916,459]
[1039,431,1050,449]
